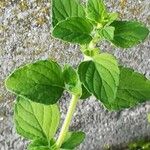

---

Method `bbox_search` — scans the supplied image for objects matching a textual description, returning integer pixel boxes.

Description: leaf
[78,53,120,106]
[52,17,93,44]
[28,138,50,150]
[80,85,92,99]
[110,21,149,48]
[99,26,115,41]
[61,131,85,149]
[63,65,82,95]
[15,97,60,140]
[87,0,107,23]
[82,47,100,57]
[28,138,58,150]
[107,67,150,110]
[128,140,150,150]
[52,0,85,27]
[29,146,50,150]
[105,13,118,26]
[5,60,64,104]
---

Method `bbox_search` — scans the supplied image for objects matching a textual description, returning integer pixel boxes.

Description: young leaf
[87,0,107,23]
[28,138,58,150]
[105,13,118,26]
[78,53,120,106]
[99,26,115,41]
[5,60,64,105]
[110,21,149,48]
[52,0,85,27]
[15,97,60,140]
[80,85,92,99]
[61,131,85,149]
[52,17,93,44]
[28,138,50,150]
[107,67,150,110]
[63,65,82,96]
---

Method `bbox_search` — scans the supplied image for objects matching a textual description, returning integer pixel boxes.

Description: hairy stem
[56,94,79,148]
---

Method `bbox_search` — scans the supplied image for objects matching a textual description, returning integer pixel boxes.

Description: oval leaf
[5,60,64,104]
[15,97,60,140]
[61,131,85,149]
[111,21,149,48]
[78,53,120,106]
[87,0,107,23]
[108,67,150,110]
[52,0,85,27]
[52,17,93,44]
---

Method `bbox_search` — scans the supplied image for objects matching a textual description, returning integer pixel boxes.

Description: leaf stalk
[56,94,79,148]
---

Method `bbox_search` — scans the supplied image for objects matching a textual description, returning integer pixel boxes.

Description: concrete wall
[0,0,150,149]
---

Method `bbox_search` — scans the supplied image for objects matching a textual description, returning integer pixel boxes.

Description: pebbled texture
[0,0,150,149]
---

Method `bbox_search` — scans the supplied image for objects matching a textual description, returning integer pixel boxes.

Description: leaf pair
[5,57,150,111]
[5,59,86,148]
[52,0,93,44]
[52,0,92,44]
[78,53,150,110]
[15,97,85,150]
[52,0,149,48]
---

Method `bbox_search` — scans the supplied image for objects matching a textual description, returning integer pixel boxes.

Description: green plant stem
[56,94,79,148]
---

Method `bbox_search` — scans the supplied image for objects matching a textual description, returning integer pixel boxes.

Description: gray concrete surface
[0,0,150,149]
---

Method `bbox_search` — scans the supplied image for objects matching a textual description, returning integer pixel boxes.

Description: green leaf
[128,140,150,150]
[52,17,93,44]
[61,131,85,149]
[29,146,50,150]
[28,138,58,150]
[99,26,115,41]
[110,21,149,48]
[28,138,50,150]
[5,60,64,104]
[81,48,100,57]
[80,85,92,99]
[87,0,107,23]
[107,67,150,110]
[15,97,60,140]
[78,53,120,106]
[63,65,82,95]
[52,0,85,27]
[104,12,118,26]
